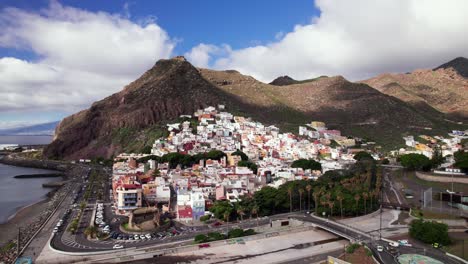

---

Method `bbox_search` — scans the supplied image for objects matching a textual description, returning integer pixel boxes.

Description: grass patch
[0,241,16,253]
[411,209,462,220]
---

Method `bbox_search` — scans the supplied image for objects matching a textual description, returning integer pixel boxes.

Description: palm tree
[251,204,259,226]
[336,193,344,219]
[288,186,294,213]
[237,206,245,221]
[328,200,334,217]
[313,187,321,213]
[298,188,304,212]
[224,209,231,224]
[84,226,98,238]
[362,192,368,214]
[306,184,312,212]
[354,194,361,216]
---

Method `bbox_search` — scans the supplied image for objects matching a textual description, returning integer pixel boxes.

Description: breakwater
[14,173,64,178]
[0,154,70,172]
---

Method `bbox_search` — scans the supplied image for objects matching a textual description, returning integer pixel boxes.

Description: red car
[199,243,211,248]
[212,221,222,227]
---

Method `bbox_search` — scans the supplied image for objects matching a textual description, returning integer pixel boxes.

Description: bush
[346,243,360,254]
[194,234,208,243]
[228,228,244,238]
[207,232,225,240]
[200,215,211,222]
[409,219,450,245]
[244,229,256,236]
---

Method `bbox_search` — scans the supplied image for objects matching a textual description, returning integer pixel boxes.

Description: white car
[112,244,124,249]
[377,245,384,252]
[134,235,139,240]
[145,234,152,239]
[389,242,399,248]
[140,235,146,240]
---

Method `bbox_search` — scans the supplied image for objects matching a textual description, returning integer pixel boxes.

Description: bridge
[292,214,373,243]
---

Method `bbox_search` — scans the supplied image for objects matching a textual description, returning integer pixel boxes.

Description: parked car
[145,234,152,239]
[112,244,124,249]
[198,244,210,248]
[140,235,146,240]
[134,235,140,240]
[377,245,383,252]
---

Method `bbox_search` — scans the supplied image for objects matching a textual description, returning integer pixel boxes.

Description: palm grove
[208,151,383,221]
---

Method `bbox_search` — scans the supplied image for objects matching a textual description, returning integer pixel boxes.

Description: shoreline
[5,197,49,224]
[0,198,50,246]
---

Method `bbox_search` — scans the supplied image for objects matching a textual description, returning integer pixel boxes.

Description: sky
[1,0,468,128]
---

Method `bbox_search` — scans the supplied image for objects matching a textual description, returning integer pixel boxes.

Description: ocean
[0,135,53,145]
[0,163,61,223]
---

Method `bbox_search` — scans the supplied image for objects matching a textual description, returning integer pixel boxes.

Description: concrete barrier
[415,172,468,184]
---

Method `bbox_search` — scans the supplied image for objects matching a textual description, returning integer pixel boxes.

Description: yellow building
[311,121,326,129]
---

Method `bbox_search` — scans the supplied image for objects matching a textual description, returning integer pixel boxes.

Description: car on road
[398,240,409,246]
[112,244,124,249]
[198,243,210,248]
[389,242,399,248]
[376,245,384,252]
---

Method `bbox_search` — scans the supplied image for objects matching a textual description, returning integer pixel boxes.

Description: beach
[0,199,50,246]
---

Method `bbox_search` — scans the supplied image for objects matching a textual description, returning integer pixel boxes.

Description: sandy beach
[0,199,50,246]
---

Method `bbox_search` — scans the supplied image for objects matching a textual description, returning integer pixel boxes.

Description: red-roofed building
[177,205,193,222]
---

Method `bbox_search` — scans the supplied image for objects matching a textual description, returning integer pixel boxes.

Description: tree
[288,186,294,213]
[291,159,322,171]
[238,160,258,174]
[232,150,248,161]
[313,187,320,213]
[336,192,344,219]
[354,194,361,216]
[353,151,373,161]
[409,219,450,245]
[430,146,444,168]
[237,206,245,221]
[84,226,98,238]
[328,200,335,216]
[141,145,152,154]
[454,150,468,173]
[298,189,304,211]
[362,192,368,214]
[400,153,431,171]
[306,184,312,211]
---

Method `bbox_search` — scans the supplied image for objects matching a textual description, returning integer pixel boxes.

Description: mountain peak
[269,75,298,86]
[434,57,468,78]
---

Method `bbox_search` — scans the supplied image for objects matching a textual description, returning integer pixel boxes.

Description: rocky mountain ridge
[45,57,467,159]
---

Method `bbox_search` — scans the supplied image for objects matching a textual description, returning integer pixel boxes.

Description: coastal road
[20,167,87,262]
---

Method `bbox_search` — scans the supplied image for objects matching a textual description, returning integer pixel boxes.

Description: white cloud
[184,43,231,68]
[202,0,468,82]
[0,1,175,112]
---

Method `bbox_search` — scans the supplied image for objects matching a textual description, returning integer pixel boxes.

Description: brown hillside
[44,57,466,159]
[363,64,468,118]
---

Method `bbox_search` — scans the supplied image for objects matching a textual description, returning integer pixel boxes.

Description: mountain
[45,56,466,159]
[0,121,59,136]
[362,57,468,118]
[434,57,468,78]
[269,75,328,86]
[269,76,299,86]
